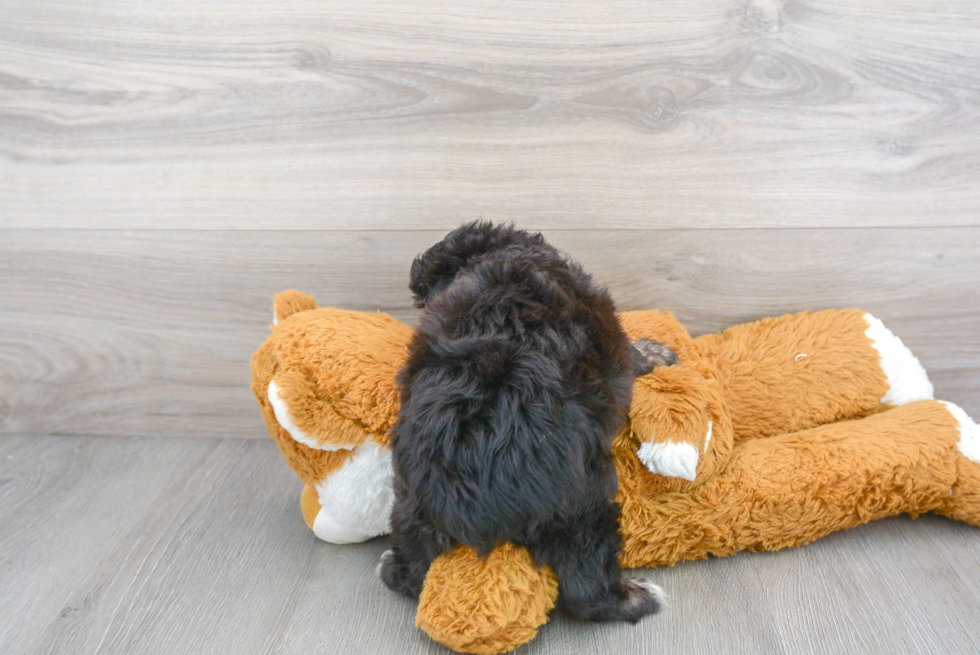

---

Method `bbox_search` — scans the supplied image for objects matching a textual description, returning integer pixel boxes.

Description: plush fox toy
[251,290,980,655]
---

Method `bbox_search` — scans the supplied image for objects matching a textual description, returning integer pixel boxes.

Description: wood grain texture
[0,435,340,655]
[1,228,977,439]
[3,1,978,652]
[753,516,980,654]
[2,0,979,229]
[2,435,978,655]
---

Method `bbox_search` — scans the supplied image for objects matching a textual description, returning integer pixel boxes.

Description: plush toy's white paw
[267,380,345,451]
[863,313,934,406]
[637,441,699,481]
[940,401,980,464]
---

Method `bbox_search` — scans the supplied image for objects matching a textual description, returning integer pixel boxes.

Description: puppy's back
[392,249,633,553]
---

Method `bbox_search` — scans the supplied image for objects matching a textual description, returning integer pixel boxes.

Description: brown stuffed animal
[251,290,980,654]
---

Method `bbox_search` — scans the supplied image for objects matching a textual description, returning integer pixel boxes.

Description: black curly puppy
[379,221,675,622]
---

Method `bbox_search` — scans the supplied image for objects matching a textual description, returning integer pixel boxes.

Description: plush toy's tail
[272,290,319,325]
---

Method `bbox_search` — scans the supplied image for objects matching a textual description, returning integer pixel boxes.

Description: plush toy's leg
[695,309,933,443]
[618,399,977,568]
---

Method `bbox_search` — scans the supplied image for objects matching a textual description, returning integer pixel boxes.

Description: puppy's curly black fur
[380,221,667,622]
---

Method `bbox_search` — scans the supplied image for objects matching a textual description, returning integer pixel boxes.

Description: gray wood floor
[3,435,980,655]
[2,0,980,653]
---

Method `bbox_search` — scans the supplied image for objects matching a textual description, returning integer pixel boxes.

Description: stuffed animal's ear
[273,290,319,325]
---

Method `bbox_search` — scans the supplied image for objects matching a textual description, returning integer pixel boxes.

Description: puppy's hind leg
[631,338,679,376]
[378,488,455,600]
[526,500,665,623]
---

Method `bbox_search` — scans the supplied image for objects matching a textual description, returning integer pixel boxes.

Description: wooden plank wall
[2,0,978,439]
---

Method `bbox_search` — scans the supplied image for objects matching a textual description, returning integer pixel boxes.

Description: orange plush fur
[252,291,980,654]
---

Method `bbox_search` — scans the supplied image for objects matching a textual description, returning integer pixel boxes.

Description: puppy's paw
[377,549,424,599]
[632,339,679,376]
[377,549,399,589]
[618,578,666,623]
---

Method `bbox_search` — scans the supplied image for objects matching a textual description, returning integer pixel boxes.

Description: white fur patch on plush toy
[268,380,346,451]
[940,401,980,464]
[863,313,934,406]
[314,440,394,541]
[312,507,375,544]
[637,440,699,481]
[268,381,393,543]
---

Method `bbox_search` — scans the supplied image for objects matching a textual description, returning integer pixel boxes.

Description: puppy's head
[409,221,544,307]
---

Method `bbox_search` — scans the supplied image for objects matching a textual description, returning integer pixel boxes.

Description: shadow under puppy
[379,221,676,622]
